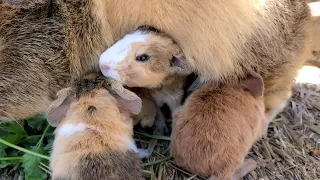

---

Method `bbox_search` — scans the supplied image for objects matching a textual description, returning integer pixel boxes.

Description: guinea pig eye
[136,54,150,62]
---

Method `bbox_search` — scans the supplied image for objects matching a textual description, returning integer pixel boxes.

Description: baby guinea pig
[99,27,193,134]
[46,72,148,180]
[99,26,193,88]
[170,72,268,180]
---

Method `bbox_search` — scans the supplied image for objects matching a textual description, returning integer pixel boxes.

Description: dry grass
[136,64,320,180]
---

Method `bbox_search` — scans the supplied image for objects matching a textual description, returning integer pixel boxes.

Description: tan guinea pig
[46,72,148,180]
[170,72,268,180]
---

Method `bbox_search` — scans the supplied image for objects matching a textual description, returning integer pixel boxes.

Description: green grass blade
[0,156,22,161]
[143,156,173,167]
[38,165,52,175]
[135,131,171,141]
[0,138,50,160]
[36,125,50,148]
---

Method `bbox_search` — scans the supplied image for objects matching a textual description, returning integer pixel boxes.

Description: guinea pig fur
[170,72,268,180]
[46,72,148,180]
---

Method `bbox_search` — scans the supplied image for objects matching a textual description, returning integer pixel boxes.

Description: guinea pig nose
[100,64,110,71]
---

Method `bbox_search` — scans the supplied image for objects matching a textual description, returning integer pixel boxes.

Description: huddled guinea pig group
[44,26,271,179]
[93,27,268,179]
[0,0,312,179]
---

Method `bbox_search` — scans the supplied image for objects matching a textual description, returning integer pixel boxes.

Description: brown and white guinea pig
[170,72,268,180]
[99,27,193,88]
[99,27,193,133]
[45,72,148,180]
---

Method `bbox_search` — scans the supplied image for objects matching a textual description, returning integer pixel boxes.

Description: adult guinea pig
[46,72,148,180]
[0,0,310,126]
[170,72,268,180]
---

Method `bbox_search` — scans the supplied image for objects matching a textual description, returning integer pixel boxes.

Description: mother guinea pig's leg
[264,89,292,123]
[208,159,257,180]
[231,159,257,180]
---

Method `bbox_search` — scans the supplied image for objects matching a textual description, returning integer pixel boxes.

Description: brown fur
[0,0,311,121]
[170,75,268,179]
[312,50,320,61]
[48,73,144,180]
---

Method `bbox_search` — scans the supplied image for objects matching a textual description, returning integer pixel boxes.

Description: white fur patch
[99,31,150,80]
[125,138,149,158]
[267,92,292,122]
[127,139,139,152]
[137,148,150,159]
[56,123,87,137]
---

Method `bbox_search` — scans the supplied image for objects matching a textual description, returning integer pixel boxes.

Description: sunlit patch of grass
[308,2,320,17]
[295,65,320,84]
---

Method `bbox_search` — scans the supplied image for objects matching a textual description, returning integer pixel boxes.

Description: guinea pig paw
[137,148,150,159]
[153,119,169,135]
[140,116,156,128]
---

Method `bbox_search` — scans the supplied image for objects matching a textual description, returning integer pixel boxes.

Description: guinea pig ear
[170,53,193,75]
[107,79,142,115]
[187,77,205,93]
[46,88,75,127]
[240,72,264,98]
[114,93,142,115]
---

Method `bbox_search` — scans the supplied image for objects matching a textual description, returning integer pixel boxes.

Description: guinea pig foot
[232,159,257,180]
[153,118,169,135]
[140,116,156,128]
[137,148,150,159]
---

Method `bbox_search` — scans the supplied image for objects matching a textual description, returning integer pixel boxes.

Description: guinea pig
[46,72,148,180]
[99,27,193,134]
[99,26,193,88]
[170,72,268,180]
